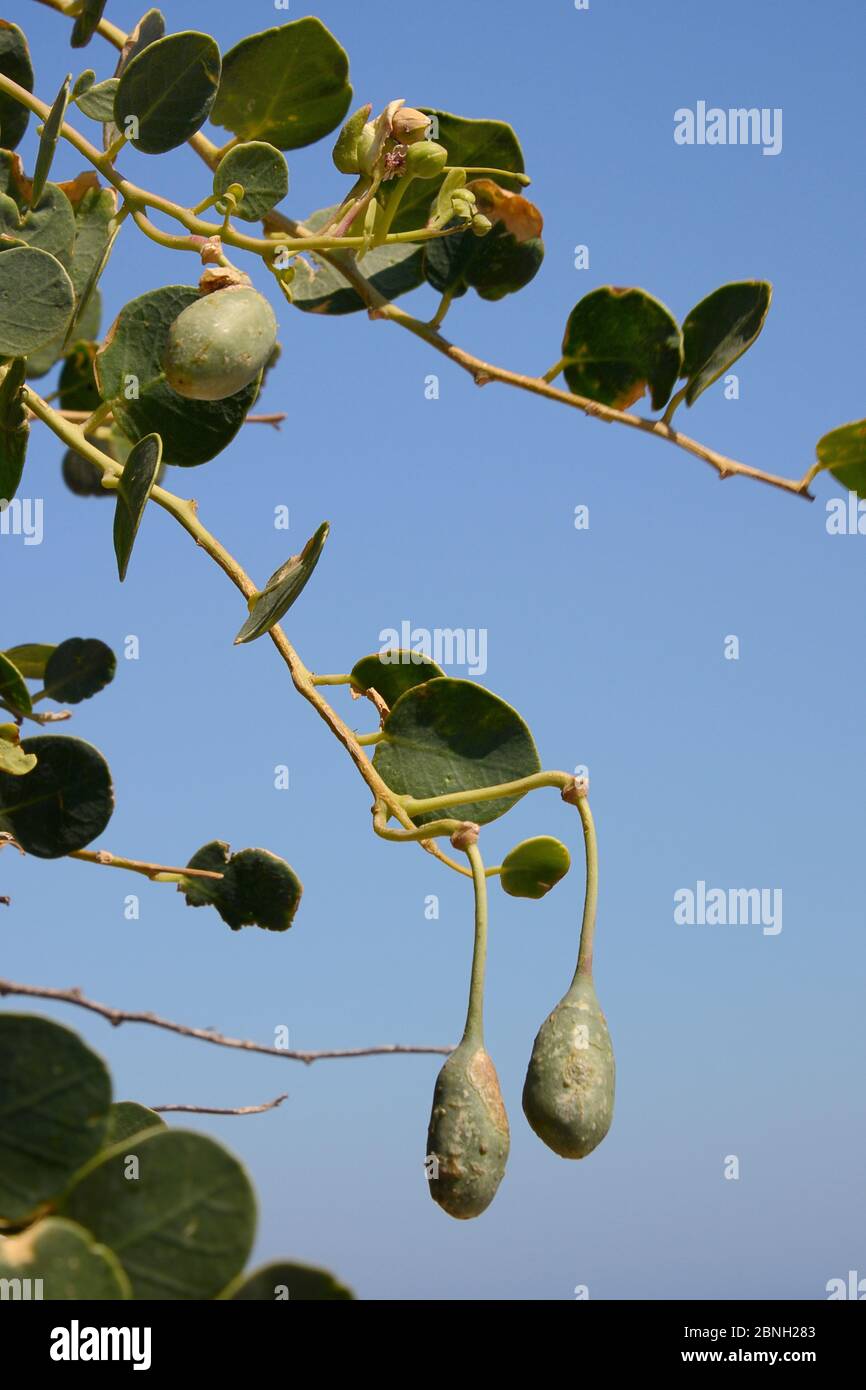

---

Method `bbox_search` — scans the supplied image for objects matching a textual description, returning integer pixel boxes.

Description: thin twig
[0,979,454,1065]
[152,1094,288,1116]
[69,848,224,882]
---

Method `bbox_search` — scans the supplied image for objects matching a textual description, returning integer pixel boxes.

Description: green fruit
[163,286,277,402]
[522,973,615,1159]
[426,1039,510,1219]
[404,140,448,180]
[62,447,109,497]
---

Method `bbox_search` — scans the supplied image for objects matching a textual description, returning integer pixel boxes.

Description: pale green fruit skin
[427,1040,510,1219]
[522,974,615,1159]
[163,287,277,402]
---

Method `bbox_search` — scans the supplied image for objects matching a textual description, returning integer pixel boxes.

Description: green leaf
[0,358,29,503]
[500,836,571,899]
[62,1128,257,1300]
[0,1014,111,1222]
[681,281,772,406]
[0,725,37,776]
[182,841,303,932]
[103,9,166,153]
[0,22,34,151]
[0,735,114,857]
[0,181,76,267]
[1,643,55,679]
[235,521,329,644]
[392,110,527,235]
[71,0,108,50]
[43,637,116,704]
[561,286,683,411]
[350,651,445,708]
[0,1217,130,1299]
[425,223,544,303]
[75,76,119,122]
[104,1101,166,1148]
[95,284,260,466]
[226,1261,354,1301]
[0,650,30,713]
[292,208,424,315]
[32,76,72,207]
[373,678,541,827]
[114,31,221,154]
[212,18,352,151]
[0,248,75,356]
[816,419,866,496]
[213,141,289,222]
[113,432,161,580]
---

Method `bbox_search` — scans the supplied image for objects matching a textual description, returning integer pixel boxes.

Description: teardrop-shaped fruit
[163,287,277,402]
[426,1039,510,1219]
[522,974,614,1159]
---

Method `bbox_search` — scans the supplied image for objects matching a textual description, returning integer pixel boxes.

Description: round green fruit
[522,974,615,1159]
[426,1039,510,1219]
[163,287,277,402]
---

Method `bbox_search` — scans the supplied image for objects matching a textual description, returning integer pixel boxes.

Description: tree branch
[0,979,454,1065]
[152,1095,288,1116]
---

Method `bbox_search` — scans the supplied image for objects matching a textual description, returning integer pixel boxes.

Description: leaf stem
[462,842,489,1045]
[399,770,574,818]
[69,849,224,882]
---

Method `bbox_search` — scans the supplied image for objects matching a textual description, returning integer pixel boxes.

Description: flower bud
[391,107,432,144]
[471,214,493,237]
[403,139,448,180]
[332,103,374,174]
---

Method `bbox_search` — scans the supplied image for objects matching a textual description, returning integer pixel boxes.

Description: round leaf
[500,836,571,899]
[0,734,114,857]
[350,650,445,708]
[0,1014,111,1221]
[213,142,288,222]
[816,420,866,496]
[0,1218,130,1299]
[0,248,75,356]
[0,182,76,267]
[95,285,260,466]
[43,637,116,704]
[182,841,303,932]
[114,31,220,154]
[227,1261,354,1301]
[104,1101,166,1148]
[212,19,352,151]
[62,1128,257,1300]
[373,678,541,826]
[681,281,772,406]
[562,286,683,412]
[0,22,34,151]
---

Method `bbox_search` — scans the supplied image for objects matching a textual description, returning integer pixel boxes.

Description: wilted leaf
[182,840,303,932]
[235,522,329,644]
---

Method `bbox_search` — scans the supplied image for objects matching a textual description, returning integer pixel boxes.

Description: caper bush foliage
[0,3,860,1295]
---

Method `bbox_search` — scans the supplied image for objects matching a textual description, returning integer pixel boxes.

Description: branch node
[450,821,480,850]
[561,775,589,805]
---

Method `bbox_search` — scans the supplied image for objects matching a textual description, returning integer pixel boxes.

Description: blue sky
[3,0,865,1300]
